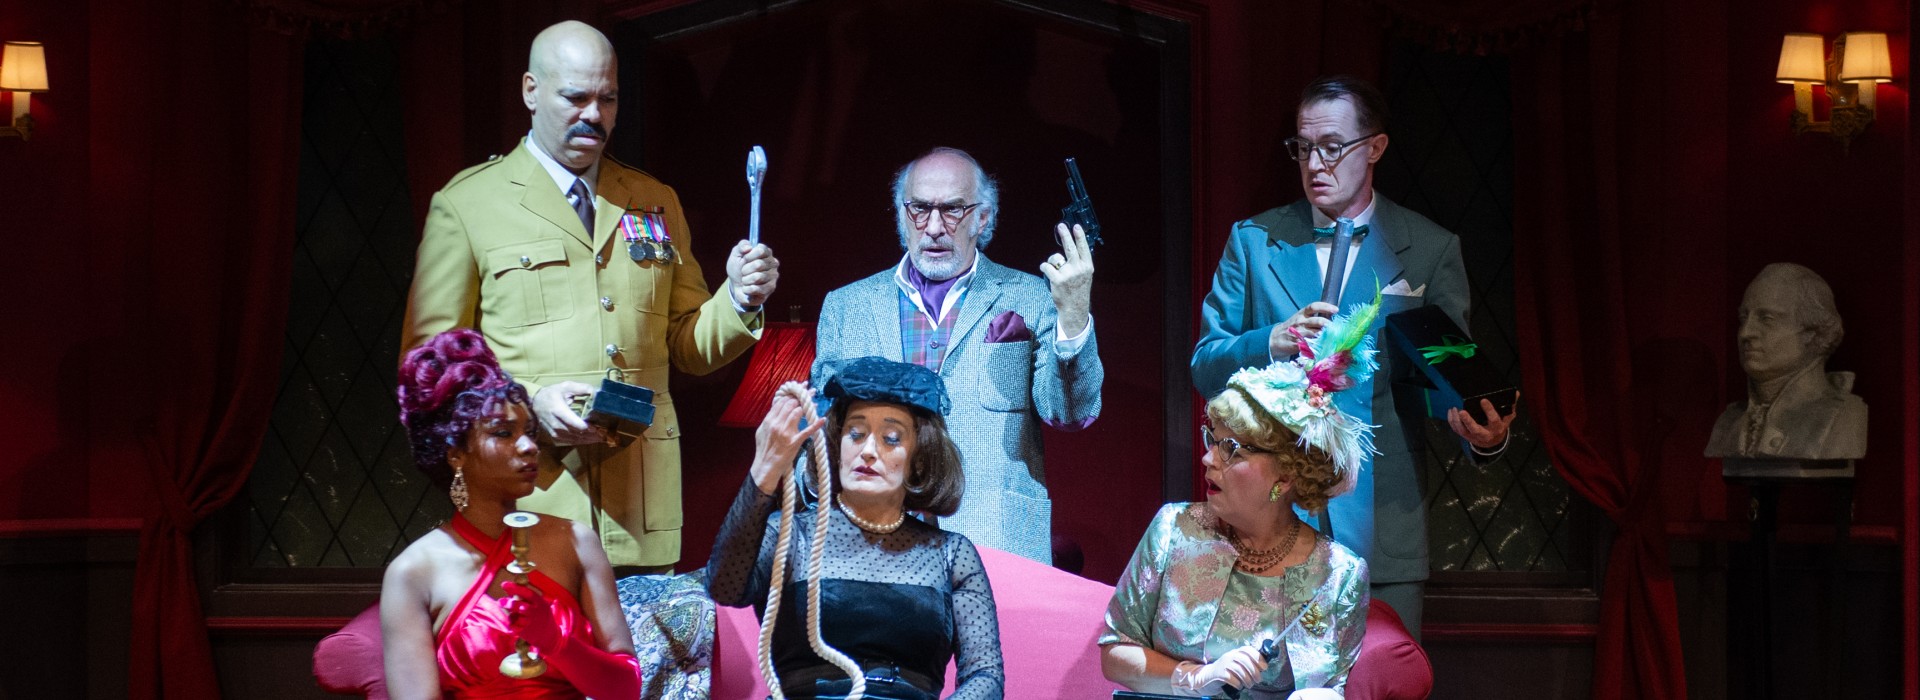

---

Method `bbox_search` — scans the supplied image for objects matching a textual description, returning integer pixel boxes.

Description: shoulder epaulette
[602,152,639,175]
[442,154,506,189]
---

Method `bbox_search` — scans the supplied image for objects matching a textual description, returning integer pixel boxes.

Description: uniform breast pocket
[977,342,1033,412]
[621,257,666,318]
[484,240,574,328]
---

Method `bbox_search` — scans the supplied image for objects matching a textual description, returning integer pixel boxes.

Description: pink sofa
[316,546,1431,698]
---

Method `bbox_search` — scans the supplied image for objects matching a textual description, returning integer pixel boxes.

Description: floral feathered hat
[1225,290,1383,495]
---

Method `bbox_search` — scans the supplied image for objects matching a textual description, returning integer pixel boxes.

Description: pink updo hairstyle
[397,328,532,488]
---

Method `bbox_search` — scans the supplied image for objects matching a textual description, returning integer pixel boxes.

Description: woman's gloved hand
[500,579,641,697]
[1173,643,1269,696]
[501,580,568,656]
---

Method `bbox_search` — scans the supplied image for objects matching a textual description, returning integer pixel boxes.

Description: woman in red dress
[379,328,641,699]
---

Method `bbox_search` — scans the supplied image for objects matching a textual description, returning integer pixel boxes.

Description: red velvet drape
[1509,4,1690,700]
[105,1,301,696]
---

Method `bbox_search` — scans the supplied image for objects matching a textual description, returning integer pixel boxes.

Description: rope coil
[758,382,865,700]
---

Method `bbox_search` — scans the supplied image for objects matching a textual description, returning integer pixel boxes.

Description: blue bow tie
[1312,223,1370,238]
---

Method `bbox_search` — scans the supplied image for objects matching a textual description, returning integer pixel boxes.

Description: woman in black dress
[707,356,1004,700]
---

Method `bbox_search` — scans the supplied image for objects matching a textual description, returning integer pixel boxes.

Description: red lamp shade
[717,322,817,427]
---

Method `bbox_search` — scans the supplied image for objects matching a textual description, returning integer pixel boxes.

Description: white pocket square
[1382,279,1426,297]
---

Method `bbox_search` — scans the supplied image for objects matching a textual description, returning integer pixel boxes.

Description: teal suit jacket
[1191,195,1472,584]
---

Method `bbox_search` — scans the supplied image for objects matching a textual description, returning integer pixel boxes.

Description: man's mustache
[566,122,606,140]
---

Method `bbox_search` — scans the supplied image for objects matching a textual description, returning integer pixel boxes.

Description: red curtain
[397,0,602,228]
[1508,3,1691,699]
[1343,0,1700,692]
[103,2,606,694]
[1357,0,1598,54]
[103,0,303,694]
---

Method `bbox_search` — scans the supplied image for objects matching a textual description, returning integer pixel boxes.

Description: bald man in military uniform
[403,20,779,573]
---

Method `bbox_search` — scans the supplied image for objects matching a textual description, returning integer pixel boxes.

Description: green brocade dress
[1100,503,1369,698]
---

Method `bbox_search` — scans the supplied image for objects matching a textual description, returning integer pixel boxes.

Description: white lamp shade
[1776,33,1826,83]
[0,41,49,92]
[1839,32,1893,82]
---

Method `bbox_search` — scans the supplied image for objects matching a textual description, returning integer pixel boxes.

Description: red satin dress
[435,515,596,699]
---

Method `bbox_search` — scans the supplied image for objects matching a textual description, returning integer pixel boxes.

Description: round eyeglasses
[1202,423,1271,462]
[902,200,982,229]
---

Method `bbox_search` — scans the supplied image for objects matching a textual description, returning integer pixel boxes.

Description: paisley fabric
[617,572,716,700]
[1101,503,1369,696]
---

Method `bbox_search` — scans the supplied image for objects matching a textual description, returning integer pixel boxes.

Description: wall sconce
[1777,32,1893,151]
[0,41,50,141]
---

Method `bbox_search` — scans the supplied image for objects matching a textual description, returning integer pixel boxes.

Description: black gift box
[1383,305,1516,426]
[571,376,656,440]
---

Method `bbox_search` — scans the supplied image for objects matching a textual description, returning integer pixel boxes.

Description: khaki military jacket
[403,139,760,566]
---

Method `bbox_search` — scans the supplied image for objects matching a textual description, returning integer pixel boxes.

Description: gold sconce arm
[1779,32,1892,153]
[0,111,33,141]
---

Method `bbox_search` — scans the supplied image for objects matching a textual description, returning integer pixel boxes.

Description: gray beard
[909,250,968,281]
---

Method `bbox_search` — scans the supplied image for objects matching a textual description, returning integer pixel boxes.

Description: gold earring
[450,466,470,512]
[1269,482,1284,502]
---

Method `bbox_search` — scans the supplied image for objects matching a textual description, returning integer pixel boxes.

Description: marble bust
[1706,263,1867,461]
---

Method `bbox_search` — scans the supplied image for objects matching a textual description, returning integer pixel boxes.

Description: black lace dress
[707,478,1005,700]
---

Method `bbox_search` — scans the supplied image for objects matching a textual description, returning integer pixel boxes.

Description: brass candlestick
[498,511,548,679]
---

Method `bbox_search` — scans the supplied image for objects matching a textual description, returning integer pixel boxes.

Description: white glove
[1173,643,1268,696]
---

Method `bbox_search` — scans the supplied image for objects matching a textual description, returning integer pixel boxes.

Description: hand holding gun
[1060,157,1104,247]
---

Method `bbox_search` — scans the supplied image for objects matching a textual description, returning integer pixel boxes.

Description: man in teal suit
[1192,76,1517,638]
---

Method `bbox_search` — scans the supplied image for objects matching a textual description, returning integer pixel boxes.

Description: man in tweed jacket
[812,147,1104,564]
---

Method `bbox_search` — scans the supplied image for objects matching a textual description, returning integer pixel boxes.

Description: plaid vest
[898,291,960,372]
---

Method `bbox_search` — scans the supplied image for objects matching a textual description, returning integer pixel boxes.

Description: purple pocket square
[985,310,1033,343]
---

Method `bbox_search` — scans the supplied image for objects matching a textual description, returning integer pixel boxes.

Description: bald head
[529,21,615,81]
[522,21,620,172]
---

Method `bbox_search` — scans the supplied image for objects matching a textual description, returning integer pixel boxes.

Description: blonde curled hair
[1206,387,1349,513]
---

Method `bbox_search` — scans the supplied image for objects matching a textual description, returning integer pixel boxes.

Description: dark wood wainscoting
[1,521,140,700]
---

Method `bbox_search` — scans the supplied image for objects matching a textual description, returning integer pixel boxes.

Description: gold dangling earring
[450,466,470,512]
[1269,482,1284,502]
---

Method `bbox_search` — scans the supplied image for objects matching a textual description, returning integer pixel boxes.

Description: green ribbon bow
[1419,336,1477,364]
[1311,223,1371,238]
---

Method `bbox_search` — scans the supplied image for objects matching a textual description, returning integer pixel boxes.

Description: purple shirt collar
[904,262,966,322]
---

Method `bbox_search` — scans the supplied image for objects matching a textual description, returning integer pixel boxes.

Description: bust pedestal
[1720,458,1855,700]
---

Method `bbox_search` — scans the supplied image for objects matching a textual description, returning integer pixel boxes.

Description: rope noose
[758,382,866,700]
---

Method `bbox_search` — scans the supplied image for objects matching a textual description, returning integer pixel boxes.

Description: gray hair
[1752,262,1844,357]
[892,147,1000,250]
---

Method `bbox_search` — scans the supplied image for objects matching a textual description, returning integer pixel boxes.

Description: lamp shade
[1839,32,1893,82]
[717,322,817,428]
[1776,33,1826,83]
[0,41,49,92]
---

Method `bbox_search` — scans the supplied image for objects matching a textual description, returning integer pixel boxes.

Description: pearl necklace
[1228,519,1302,574]
[836,498,906,534]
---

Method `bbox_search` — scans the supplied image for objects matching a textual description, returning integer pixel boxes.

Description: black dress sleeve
[945,533,1005,699]
[705,476,781,608]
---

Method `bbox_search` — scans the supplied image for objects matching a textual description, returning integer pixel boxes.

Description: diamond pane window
[246,37,439,568]
[1374,43,1576,573]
